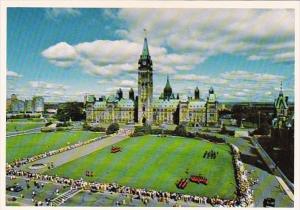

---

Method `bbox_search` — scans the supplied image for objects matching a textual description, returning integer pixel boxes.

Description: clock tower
[138,35,153,124]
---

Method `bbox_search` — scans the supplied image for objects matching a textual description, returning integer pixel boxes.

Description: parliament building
[85,36,218,126]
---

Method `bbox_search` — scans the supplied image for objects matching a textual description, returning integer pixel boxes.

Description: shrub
[45,121,52,127]
[56,127,71,131]
[90,127,106,132]
[174,123,187,136]
[106,123,120,135]
[134,124,151,135]
[131,132,145,137]
[56,122,71,127]
[82,122,91,130]
[41,127,55,132]
[151,128,163,135]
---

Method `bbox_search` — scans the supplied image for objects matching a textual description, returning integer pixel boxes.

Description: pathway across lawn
[6,121,44,133]
[46,135,237,200]
[6,131,101,163]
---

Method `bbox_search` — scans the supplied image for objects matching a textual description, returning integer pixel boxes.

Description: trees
[106,123,120,135]
[56,102,85,122]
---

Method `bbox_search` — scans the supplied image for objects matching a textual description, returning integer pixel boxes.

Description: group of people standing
[203,150,218,159]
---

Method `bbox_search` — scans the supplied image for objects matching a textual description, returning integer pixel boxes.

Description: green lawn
[6,122,45,132]
[47,135,237,199]
[6,131,101,163]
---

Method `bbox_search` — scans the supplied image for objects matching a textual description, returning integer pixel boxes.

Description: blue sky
[7,8,295,102]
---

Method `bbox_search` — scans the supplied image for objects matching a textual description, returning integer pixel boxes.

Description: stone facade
[85,36,218,126]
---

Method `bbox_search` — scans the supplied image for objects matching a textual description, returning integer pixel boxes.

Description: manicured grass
[6,122,44,132]
[6,131,101,163]
[47,135,237,199]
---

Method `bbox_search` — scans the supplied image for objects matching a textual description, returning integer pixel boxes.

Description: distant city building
[6,94,44,114]
[25,100,33,113]
[32,96,44,113]
[86,35,218,126]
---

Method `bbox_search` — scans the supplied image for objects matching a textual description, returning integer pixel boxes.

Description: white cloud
[221,70,285,82]
[7,70,22,78]
[42,39,204,76]
[45,8,81,20]
[41,42,77,68]
[173,74,210,81]
[117,9,294,63]
[29,81,69,90]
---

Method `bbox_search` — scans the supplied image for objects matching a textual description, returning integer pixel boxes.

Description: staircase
[51,187,82,206]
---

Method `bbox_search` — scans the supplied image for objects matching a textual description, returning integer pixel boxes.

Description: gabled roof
[152,99,179,109]
[275,95,288,109]
[117,99,134,108]
[106,95,118,103]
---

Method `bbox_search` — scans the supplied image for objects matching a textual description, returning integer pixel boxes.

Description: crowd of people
[230,144,254,207]
[7,135,108,168]
[203,150,218,159]
[6,164,249,207]
[6,130,253,207]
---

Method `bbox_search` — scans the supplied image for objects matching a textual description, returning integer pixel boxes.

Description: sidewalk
[6,127,42,138]
[20,133,130,174]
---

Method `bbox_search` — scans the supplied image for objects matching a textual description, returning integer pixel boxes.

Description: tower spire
[141,29,150,59]
[279,81,283,96]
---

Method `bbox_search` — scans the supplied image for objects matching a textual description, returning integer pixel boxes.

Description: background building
[6,94,44,114]
[32,96,44,113]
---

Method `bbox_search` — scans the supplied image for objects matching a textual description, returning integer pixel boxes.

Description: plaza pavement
[20,133,131,174]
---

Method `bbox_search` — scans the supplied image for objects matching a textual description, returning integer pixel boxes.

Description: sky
[7,8,295,102]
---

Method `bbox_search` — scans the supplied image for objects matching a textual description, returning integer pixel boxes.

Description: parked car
[6,185,23,192]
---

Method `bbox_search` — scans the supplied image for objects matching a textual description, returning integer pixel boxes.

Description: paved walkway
[6,127,42,138]
[20,133,130,174]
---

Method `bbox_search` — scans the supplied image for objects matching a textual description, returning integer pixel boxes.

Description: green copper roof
[141,37,150,59]
[164,76,172,90]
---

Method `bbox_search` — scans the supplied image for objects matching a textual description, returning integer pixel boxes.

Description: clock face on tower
[142,61,147,65]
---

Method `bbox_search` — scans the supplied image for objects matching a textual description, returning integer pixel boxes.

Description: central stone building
[85,35,219,126]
